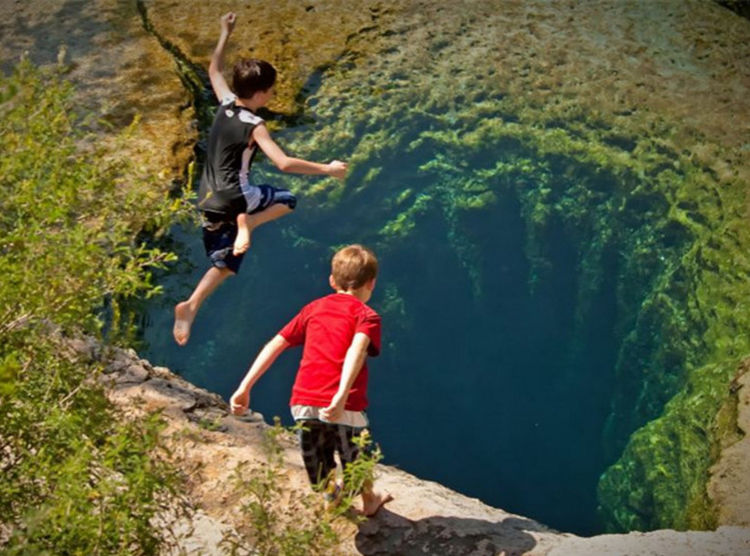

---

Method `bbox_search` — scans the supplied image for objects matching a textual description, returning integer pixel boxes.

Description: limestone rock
[548,526,750,556]
[709,360,750,527]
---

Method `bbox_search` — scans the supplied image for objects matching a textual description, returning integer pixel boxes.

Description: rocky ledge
[70,336,749,555]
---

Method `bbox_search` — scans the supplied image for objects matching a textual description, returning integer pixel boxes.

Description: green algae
[598,358,742,530]
[379,193,433,239]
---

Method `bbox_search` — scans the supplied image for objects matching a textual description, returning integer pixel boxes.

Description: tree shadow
[0,0,111,72]
[355,508,547,556]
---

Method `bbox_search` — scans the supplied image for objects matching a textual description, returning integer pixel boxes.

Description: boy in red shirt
[230,244,392,516]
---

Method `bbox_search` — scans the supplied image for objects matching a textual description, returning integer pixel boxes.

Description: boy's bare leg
[233,204,293,255]
[359,480,393,517]
[173,266,233,345]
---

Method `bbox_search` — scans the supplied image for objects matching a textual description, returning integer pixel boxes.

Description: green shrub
[0,59,192,553]
[221,420,383,556]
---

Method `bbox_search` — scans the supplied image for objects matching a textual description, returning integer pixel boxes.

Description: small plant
[197,415,225,432]
[337,429,384,515]
[221,419,384,555]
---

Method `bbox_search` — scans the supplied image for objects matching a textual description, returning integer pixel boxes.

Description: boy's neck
[235,97,261,111]
[336,288,370,303]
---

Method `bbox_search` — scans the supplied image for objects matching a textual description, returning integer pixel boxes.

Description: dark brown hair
[331,244,378,291]
[232,58,277,99]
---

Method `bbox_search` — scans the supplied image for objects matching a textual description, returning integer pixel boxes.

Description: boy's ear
[329,274,337,291]
[367,277,377,291]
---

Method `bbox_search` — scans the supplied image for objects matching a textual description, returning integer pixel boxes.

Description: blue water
[142,145,619,535]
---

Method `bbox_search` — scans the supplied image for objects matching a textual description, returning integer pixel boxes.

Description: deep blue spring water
[142,145,620,536]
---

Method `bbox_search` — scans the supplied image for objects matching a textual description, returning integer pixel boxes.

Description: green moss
[598,359,742,530]
[395,188,414,205]
[389,119,747,529]
[379,193,433,238]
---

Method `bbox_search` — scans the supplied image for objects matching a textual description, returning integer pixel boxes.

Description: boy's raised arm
[320,332,371,422]
[230,334,289,415]
[209,12,236,102]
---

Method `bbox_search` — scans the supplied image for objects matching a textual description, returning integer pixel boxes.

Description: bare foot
[359,490,393,517]
[233,225,252,255]
[173,301,196,346]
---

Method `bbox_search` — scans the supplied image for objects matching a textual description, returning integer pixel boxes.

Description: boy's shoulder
[358,300,380,320]
[306,293,380,319]
[216,94,264,126]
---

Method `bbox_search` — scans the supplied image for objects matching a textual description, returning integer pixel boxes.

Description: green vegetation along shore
[0,60,192,553]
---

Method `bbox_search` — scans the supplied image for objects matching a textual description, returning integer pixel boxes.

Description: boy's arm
[251,124,348,180]
[209,12,236,102]
[230,334,289,415]
[319,332,371,422]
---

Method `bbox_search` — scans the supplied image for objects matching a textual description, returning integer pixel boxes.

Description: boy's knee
[208,263,237,277]
[283,193,297,211]
[274,188,296,211]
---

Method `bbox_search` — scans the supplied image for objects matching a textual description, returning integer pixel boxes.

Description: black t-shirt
[197,95,264,220]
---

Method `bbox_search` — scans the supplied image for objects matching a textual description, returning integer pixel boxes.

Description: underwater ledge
[78,336,750,554]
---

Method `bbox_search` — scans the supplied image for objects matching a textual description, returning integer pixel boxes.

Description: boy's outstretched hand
[327,160,348,180]
[221,12,236,34]
[230,389,249,415]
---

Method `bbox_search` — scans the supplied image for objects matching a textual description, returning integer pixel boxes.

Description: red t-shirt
[279,293,381,411]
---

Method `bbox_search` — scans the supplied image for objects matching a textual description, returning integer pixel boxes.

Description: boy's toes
[173,302,193,346]
[232,238,250,255]
[173,320,189,346]
[233,228,252,255]
[360,491,393,517]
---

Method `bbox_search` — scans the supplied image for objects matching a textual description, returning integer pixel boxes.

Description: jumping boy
[229,244,392,516]
[173,12,348,345]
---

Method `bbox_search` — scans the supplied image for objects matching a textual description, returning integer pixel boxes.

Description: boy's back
[229,244,392,516]
[280,293,381,411]
[198,95,264,219]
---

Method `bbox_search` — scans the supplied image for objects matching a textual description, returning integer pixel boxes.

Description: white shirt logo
[225,109,235,118]
[239,111,261,125]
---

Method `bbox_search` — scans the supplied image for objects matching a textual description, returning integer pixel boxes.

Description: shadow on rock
[0,0,111,72]
[355,509,542,556]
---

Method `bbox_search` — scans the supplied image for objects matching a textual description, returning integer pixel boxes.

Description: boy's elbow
[208,65,223,82]
[275,158,293,173]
